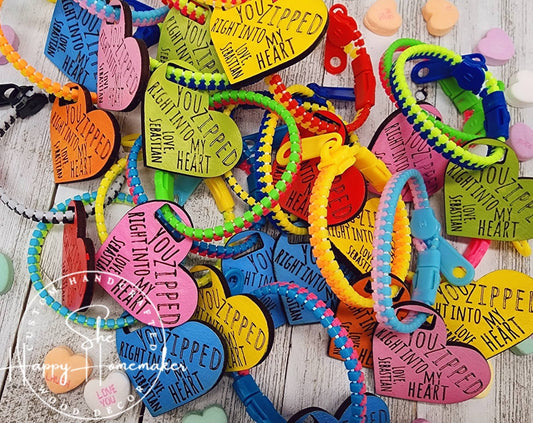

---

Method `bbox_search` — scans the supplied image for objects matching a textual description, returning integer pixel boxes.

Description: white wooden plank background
[0,0,532,422]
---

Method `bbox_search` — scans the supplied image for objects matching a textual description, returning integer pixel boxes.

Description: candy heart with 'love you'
[474,28,514,66]
[83,371,131,419]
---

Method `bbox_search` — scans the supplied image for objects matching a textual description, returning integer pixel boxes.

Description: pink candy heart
[475,28,514,66]
[508,122,533,162]
[0,25,19,65]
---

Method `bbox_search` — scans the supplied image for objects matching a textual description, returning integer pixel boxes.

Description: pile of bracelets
[0,0,531,422]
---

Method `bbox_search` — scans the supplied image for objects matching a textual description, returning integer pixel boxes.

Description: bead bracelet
[157,90,302,242]
[28,192,136,330]
[387,43,510,169]
[163,0,249,13]
[233,282,367,423]
[307,140,411,308]
[124,135,260,259]
[371,169,475,333]
[72,0,169,26]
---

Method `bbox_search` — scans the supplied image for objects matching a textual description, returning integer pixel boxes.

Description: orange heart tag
[43,346,93,394]
[50,83,120,183]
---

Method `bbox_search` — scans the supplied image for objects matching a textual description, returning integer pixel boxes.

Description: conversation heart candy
[97,0,149,111]
[373,302,492,403]
[511,335,533,356]
[369,104,447,201]
[210,0,329,85]
[193,264,274,372]
[288,394,390,423]
[0,25,19,65]
[474,28,514,66]
[62,199,95,310]
[49,83,120,183]
[116,320,227,416]
[328,274,411,368]
[434,270,533,358]
[0,252,14,295]
[363,0,402,37]
[183,405,228,423]
[220,230,287,328]
[83,371,131,419]
[158,8,224,74]
[421,0,459,37]
[508,123,533,162]
[444,138,533,241]
[506,70,533,108]
[44,346,93,394]
[143,62,242,177]
[95,201,198,327]
[45,0,100,91]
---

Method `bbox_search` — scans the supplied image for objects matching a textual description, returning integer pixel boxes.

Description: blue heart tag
[273,234,339,325]
[221,230,287,328]
[116,320,227,416]
[45,0,100,92]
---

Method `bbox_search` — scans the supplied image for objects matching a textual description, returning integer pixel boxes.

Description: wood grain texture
[0,0,531,422]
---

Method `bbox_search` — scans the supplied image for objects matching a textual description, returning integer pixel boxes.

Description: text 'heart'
[444,138,533,241]
[96,201,197,327]
[116,321,227,416]
[210,0,329,85]
[373,302,491,403]
[143,62,242,177]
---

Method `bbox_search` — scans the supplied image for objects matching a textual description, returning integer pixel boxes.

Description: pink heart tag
[95,201,198,327]
[508,122,533,162]
[97,0,149,111]
[369,104,447,200]
[474,28,514,66]
[373,302,492,403]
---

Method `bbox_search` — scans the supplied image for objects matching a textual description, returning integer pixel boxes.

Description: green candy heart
[444,138,533,241]
[0,253,14,295]
[182,405,228,423]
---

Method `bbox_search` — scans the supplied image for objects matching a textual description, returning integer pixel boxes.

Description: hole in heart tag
[49,83,121,183]
[287,394,391,423]
[45,0,101,92]
[143,61,242,177]
[444,138,533,241]
[192,264,274,372]
[220,230,288,328]
[95,201,198,327]
[97,0,149,112]
[157,7,225,74]
[116,320,227,416]
[368,104,447,201]
[434,269,533,358]
[62,199,95,310]
[328,197,380,275]
[372,302,492,403]
[363,0,402,37]
[273,234,362,325]
[327,274,410,368]
[83,371,131,419]
[474,28,515,66]
[209,0,329,85]
[43,345,93,394]
[421,0,459,37]
[182,405,228,423]
[273,118,366,226]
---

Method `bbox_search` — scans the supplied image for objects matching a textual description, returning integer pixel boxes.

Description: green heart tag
[444,138,533,241]
[143,61,242,177]
[157,8,225,74]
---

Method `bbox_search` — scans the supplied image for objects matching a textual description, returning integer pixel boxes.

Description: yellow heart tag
[435,270,533,358]
[210,0,329,85]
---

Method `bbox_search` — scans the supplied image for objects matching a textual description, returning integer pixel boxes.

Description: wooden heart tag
[143,62,242,177]
[50,83,120,183]
[210,0,329,85]
[97,0,149,111]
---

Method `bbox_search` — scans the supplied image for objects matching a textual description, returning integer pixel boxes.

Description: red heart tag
[62,199,95,310]
[97,0,149,111]
[373,302,492,403]
[50,83,120,183]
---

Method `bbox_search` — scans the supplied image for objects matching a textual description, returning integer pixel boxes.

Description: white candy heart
[505,70,533,108]
[83,371,131,420]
